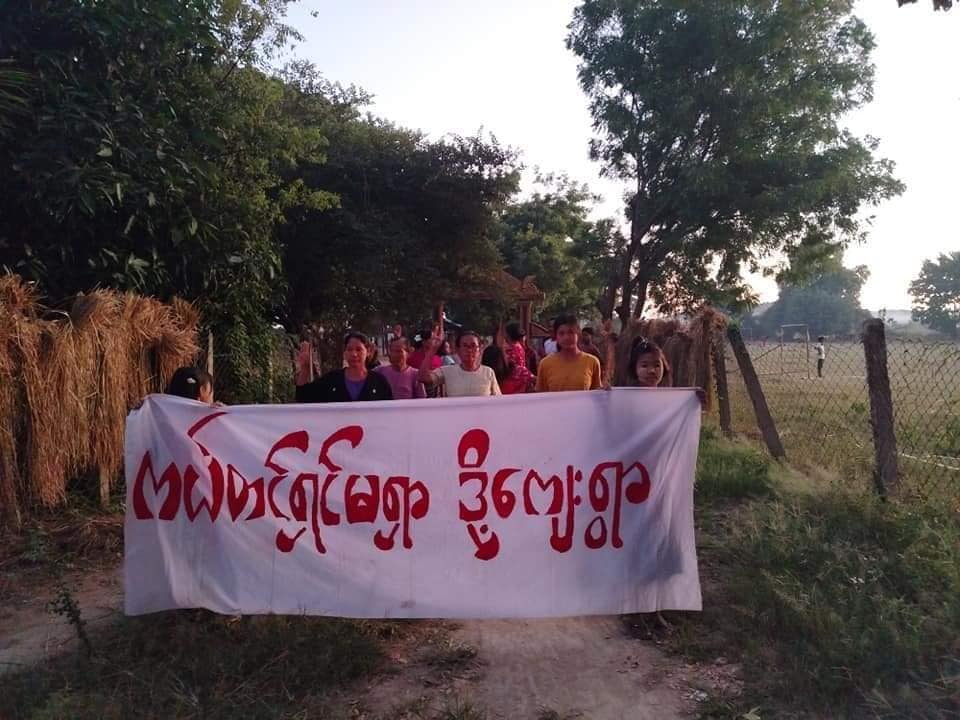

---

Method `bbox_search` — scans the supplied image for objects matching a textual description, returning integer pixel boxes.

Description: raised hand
[294,341,313,386]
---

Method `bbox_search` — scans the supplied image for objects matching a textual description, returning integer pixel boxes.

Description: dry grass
[725,338,960,500]
[0,274,200,529]
[612,306,727,393]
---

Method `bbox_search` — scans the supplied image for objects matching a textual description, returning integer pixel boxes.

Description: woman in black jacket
[295,332,393,403]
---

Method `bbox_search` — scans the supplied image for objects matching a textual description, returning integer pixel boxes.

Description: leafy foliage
[910,251,960,338]
[566,0,904,322]
[279,110,521,334]
[0,0,325,401]
[745,252,872,336]
[497,174,622,320]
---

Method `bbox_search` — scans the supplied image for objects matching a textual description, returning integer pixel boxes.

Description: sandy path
[359,615,695,719]
[0,565,122,673]
[452,616,691,719]
[1,568,703,717]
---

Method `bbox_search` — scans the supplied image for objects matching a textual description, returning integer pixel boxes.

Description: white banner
[124,389,702,618]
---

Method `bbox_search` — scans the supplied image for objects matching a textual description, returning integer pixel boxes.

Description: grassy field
[724,338,960,500]
[630,427,960,718]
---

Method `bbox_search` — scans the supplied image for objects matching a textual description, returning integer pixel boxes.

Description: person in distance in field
[166,366,215,404]
[294,331,393,403]
[535,314,603,392]
[375,336,426,400]
[418,329,501,397]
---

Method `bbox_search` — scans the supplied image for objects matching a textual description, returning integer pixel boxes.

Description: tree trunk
[632,277,649,318]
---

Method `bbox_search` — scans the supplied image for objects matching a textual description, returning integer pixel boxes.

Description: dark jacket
[295,368,393,403]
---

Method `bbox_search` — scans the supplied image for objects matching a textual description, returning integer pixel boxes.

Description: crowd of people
[166,315,675,405]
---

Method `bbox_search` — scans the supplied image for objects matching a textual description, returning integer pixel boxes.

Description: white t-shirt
[433,365,501,397]
[815,343,826,360]
[543,339,558,355]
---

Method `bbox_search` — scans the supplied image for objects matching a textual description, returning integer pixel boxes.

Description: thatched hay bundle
[0,275,200,529]
[0,291,28,528]
[613,307,728,397]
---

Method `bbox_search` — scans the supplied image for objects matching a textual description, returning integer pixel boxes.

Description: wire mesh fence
[722,327,960,501]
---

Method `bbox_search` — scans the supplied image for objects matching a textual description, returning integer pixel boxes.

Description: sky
[284,0,959,312]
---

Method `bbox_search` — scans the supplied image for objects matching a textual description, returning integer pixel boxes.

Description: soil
[0,558,741,718]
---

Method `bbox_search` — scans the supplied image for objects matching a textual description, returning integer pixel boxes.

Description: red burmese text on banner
[131,412,651,560]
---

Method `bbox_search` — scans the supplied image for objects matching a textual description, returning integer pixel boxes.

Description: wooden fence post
[712,333,733,438]
[206,330,214,376]
[98,466,111,508]
[862,319,899,496]
[727,325,785,460]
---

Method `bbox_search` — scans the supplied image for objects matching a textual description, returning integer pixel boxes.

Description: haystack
[0,274,200,530]
[613,307,728,408]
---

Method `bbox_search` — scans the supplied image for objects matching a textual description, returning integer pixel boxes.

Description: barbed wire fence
[716,320,960,502]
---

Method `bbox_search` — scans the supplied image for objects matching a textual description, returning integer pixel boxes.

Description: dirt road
[0,565,728,718]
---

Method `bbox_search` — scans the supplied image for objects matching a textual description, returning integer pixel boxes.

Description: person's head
[818,335,825,342]
[553,314,581,351]
[166,366,214,403]
[481,344,509,384]
[438,339,452,357]
[627,336,671,388]
[581,327,596,346]
[505,322,525,344]
[343,331,369,371]
[387,336,409,369]
[456,330,482,369]
[365,340,380,370]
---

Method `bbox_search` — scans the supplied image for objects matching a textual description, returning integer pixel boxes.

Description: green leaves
[909,252,960,337]
[567,0,903,320]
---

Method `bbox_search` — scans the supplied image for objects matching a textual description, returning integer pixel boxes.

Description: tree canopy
[496,175,621,321]
[910,252,960,337]
[0,0,522,400]
[567,0,903,323]
[743,252,871,337]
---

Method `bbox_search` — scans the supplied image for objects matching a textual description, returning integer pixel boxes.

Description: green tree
[0,0,327,400]
[279,110,521,334]
[497,175,622,320]
[566,0,903,323]
[910,252,960,337]
[746,253,871,337]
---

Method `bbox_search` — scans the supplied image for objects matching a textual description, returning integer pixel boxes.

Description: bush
[696,434,772,501]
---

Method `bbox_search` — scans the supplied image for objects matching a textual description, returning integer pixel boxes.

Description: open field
[725,338,960,499]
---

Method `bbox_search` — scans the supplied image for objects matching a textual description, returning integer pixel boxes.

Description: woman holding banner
[294,331,393,403]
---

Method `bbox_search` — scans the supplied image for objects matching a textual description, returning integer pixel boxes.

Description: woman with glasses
[417,330,501,397]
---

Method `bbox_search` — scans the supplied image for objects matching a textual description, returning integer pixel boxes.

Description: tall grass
[651,432,960,717]
[2,613,389,720]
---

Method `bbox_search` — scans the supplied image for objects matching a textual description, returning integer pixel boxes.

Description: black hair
[388,335,409,348]
[626,336,672,387]
[166,366,213,400]
[343,331,369,348]
[817,335,825,341]
[456,330,481,348]
[553,314,579,333]
[505,322,525,342]
[481,345,510,384]
[582,326,595,338]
